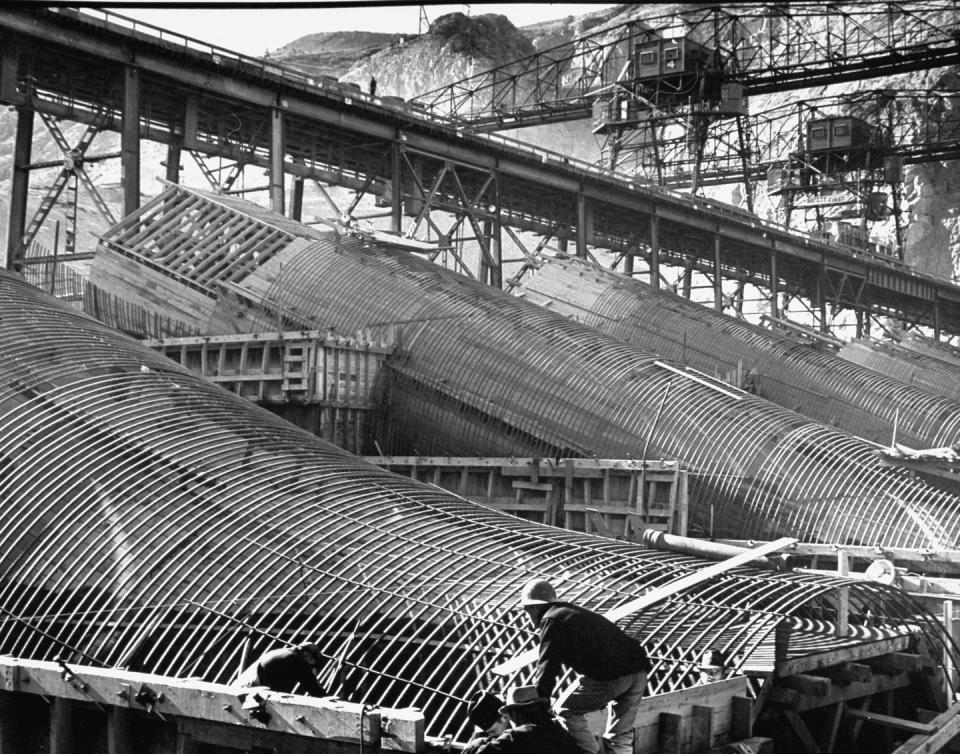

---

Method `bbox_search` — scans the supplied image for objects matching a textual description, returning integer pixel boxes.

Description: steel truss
[419,2,960,128]
[4,6,960,339]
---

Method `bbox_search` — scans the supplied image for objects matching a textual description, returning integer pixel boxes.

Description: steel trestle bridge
[1,7,960,336]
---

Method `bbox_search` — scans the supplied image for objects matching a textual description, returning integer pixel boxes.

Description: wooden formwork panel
[149,332,389,404]
[366,457,688,537]
[87,247,215,335]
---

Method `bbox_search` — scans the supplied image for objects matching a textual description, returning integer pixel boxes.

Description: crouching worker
[236,642,326,696]
[462,691,508,752]
[519,578,651,754]
[464,685,580,753]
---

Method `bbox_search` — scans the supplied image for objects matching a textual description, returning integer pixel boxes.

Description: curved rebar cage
[518,256,960,451]
[224,232,960,549]
[2,271,957,743]
[839,338,960,405]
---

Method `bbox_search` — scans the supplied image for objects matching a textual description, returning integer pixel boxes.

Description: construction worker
[698,647,731,683]
[462,691,508,752]
[518,578,650,754]
[463,685,580,753]
[236,642,326,696]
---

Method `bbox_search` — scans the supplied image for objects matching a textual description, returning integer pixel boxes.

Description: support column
[649,214,660,288]
[490,177,502,288]
[713,232,722,311]
[49,697,73,754]
[289,176,304,221]
[769,245,779,319]
[623,248,634,276]
[107,707,131,754]
[121,65,141,216]
[816,267,827,332]
[269,104,285,214]
[391,141,403,233]
[480,218,492,286]
[165,142,182,185]
[0,692,23,754]
[576,193,590,259]
[6,106,33,270]
[183,94,199,150]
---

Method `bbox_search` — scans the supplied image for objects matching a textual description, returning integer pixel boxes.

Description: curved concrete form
[1,271,956,744]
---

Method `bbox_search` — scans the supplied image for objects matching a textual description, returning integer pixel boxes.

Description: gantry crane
[417,1,960,255]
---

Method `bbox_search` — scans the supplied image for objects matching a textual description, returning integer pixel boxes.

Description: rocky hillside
[324,12,539,100]
[268,31,401,78]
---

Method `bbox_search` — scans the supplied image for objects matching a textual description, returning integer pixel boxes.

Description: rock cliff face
[333,12,537,100]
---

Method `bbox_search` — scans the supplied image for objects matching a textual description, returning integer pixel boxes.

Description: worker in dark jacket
[236,642,326,696]
[463,685,580,753]
[462,691,508,752]
[519,579,650,754]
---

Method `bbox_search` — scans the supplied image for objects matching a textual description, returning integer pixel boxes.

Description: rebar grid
[839,338,960,405]
[517,256,960,451]
[1,272,955,742]
[225,232,960,549]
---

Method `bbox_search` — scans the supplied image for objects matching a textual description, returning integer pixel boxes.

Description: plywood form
[365,456,688,536]
[88,247,216,334]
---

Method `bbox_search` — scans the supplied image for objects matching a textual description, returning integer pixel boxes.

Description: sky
[111,3,607,57]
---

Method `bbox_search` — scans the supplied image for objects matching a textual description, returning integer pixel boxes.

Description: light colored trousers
[555,671,647,754]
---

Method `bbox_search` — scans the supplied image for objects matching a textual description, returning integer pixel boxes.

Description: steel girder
[2,270,954,744]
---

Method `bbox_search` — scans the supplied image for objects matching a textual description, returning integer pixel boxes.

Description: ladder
[281,342,310,399]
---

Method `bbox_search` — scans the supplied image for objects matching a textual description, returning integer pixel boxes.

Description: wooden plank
[731,695,753,740]
[691,705,714,750]
[657,712,682,754]
[707,738,774,754]
[493,537,797,676]
[788,672,911,713]
[632,679,747,754]
[870,653,924,675]
[776,634,914,677]
[782,708,823,754]
[512,481,553,492]
[0,657,423,750]
[891,703,960,754]
[781,674,832,698]
[845,708,935,734]
[823,662,873,684]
